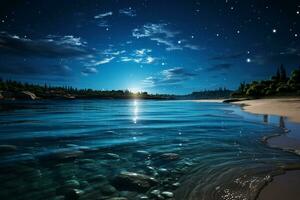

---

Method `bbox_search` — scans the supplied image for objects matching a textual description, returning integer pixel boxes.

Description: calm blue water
[0,100,299,200]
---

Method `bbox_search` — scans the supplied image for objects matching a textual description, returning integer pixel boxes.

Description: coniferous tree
[279,64,287,82]
[276,68,281,80]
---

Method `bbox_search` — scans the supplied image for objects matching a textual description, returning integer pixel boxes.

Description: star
[237,30,240,34]
[191,35,194,39]
[246,58,251,63]
[295,33,298,37]
[297,11,299,15]
[272,29,277,33]
[216,33,220,37]
[177,40,181,44]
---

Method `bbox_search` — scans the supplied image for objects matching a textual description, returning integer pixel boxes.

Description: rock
[80,180,89,188]
[160,153,180,161]
[183,161,193,166]
[0,144,17,153]
[113,171,158,192]
[119,191,139,199]
[150,190,164,199]
[101,184,117,195]
[134,150,151,159]
[79,146,92,152]
[19,91,37,100]
[105,153,120,159]
[284,129,290,133]
[64,94,76,99]
[79,163,98,172]
[294,149,300,155]
[150,190,160,196]
[64,179,80,188]
[161,191,174,198]
[139,195,149,199]
[88,174,106,182]
[53,150,84,160]
[64,189,83,200]
[158,168,168,174]
[172,182,180,188]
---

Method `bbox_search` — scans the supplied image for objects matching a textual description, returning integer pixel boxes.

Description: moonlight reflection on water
[0,100,299,200]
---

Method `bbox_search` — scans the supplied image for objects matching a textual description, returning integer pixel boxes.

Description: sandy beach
[232,98,300,200]
[232,98,300,123]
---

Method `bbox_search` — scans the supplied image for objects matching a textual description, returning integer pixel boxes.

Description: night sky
[0,0,299,94]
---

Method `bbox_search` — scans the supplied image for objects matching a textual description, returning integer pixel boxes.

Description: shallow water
[0,100,299,200]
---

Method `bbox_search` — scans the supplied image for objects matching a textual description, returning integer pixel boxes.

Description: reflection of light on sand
[133,100,138,124]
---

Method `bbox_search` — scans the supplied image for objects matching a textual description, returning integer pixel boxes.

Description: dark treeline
[0,78,174,100]
[4,64,299,101]
[232,65,300,98]
[178,88,232,99]
[0,78,232,100]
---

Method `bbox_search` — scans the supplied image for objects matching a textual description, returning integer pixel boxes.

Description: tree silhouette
[279,64,287,81]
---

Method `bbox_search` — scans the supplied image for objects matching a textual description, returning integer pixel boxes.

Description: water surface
[0,100,299,200]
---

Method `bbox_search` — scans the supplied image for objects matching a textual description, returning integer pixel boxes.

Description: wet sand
[257,170,300,200]
[232,98,300,200]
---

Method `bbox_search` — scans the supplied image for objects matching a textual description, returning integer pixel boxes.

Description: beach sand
[232,98,300,200]
[232,98,300,123]
[191,99,225,103]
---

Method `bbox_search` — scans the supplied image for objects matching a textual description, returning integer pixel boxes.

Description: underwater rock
[64,179,80,188]
[160,153,180,161]
[80,180,89,188]
[139,195,149,199]
[158,168,168,175]
[161,191,174,198]
[172,182,180,188]
[134,150,151,158]
[53,150,84,160]
[119,191,139,199]
[64,188,83,200]
[113,171,158,192]
[0,144,17,153]
[150,190,160,196]
[105,153,120,159]
[150,190,164,199]
[78,146,94,152]
[88,174,106,182]
[101,184,117,195]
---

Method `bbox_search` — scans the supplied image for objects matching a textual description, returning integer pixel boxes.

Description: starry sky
[0,0,299,94]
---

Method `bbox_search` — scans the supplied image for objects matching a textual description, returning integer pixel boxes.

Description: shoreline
[230,98,300,200]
